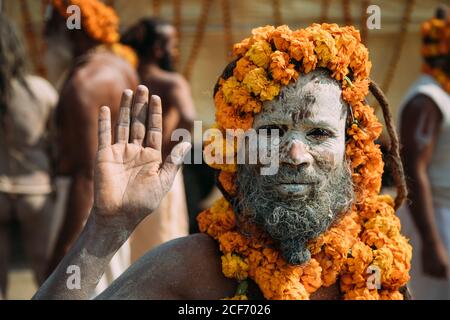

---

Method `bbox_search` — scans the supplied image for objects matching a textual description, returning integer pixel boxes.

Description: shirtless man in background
[44,0,138,275]
[121,18,195,261]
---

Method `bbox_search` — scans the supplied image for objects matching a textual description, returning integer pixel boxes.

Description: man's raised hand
[93,85,191,230]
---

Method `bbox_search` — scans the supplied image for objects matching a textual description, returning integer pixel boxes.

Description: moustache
[258,165,324,185]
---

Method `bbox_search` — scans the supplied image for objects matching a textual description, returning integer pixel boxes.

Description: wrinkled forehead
[253,69,347,126]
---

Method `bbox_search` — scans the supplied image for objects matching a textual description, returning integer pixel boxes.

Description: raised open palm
[94,86,191,229]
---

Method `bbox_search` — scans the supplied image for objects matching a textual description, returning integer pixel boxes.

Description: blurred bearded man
[35,24,411,300]
[43,0,138,290]
[121,18,195,261]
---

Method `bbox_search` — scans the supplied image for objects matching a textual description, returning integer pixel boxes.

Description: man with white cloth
[398,6,450,300]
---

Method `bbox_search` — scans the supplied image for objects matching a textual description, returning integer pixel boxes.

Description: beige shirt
[399,75,450,208]
[0,75,58,194]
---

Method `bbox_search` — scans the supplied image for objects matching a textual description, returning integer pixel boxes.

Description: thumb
[159,142,192,190]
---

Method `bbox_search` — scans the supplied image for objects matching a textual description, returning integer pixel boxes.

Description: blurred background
[1,0,449,299]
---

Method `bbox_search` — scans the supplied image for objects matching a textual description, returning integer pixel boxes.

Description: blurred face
[236,69,354,265]
[158,25,178,71]
[44,8,75,84]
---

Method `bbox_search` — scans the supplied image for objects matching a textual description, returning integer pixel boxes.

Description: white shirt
[398,75,450,208]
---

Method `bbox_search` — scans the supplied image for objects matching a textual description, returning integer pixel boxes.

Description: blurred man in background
[0,14,59,299]
[398,6,450,299]
[43,0,138,291]
[121,18,196,261]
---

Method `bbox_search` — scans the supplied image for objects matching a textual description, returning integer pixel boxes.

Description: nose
[284,139,313,166]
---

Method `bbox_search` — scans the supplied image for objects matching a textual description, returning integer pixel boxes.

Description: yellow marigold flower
[372,247,394,279]
[222,253,249,281]
[365,216,400,239]
[221,76,241,103]
[221,76,262,114]
[310,28,337,67]
[246,40,272,68]
[242,68,280,101]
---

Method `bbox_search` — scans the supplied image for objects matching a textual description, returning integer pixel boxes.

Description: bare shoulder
[149,70,188,89]
[59,52,137,116]
[72,54,133,91]
[96,233,236,300]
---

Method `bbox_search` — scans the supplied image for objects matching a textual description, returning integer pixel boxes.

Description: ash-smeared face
[236,69,354,265]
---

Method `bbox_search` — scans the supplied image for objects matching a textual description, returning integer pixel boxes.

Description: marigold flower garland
[421,14,450,94]
[198,23,412,300]
[50,0,138,68]
[51,0,120,44]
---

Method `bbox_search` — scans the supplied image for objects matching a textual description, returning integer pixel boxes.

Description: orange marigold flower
[218,171,237,196]
[219,231,248,253]
[379,290,404,300]
[271,25,293,51]
[233,57,257,81]
[214,90,254,131]
[251,25,276,42]
[52,0,119,44]
[269,51,299,85]
[343,288,380,300]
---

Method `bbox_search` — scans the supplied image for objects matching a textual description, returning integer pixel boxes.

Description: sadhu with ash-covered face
[34,23,412,300]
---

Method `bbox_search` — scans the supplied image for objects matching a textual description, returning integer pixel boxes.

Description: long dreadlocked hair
[0,13,33,119]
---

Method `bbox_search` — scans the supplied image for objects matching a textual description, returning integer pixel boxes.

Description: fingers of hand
[167,141,192,166]
[116,89,133,144]
[98,106,111,150]
[145,95,163,151]
[131,85,149,146]
[159,142,191,191]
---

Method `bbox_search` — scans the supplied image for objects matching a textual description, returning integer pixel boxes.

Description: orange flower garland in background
[50,0,138,68]
[51,0,120,44]
[421,13,450,93]
[198,23,412,300]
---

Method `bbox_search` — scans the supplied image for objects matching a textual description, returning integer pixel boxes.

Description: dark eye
[307,128,332,141]
[257,124,286,137]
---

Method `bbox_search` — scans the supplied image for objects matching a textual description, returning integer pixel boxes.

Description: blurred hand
[93,85,191,230]
[422,239,449,279]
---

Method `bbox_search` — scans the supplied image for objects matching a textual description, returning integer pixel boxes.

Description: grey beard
[235,161,354,265]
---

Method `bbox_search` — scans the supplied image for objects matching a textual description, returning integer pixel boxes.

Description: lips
[274,183,314,197]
